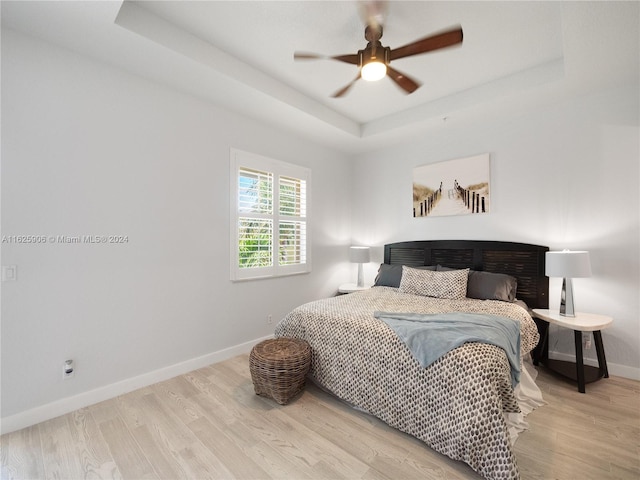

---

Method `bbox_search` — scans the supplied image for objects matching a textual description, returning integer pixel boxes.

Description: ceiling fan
[294,3,463,98]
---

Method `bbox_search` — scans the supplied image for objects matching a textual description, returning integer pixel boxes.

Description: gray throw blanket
[374,311,521,386]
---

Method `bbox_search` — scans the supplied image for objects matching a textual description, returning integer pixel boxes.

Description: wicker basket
[249,337,311,405]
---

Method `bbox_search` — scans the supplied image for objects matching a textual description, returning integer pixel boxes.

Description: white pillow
[399,266,469,300]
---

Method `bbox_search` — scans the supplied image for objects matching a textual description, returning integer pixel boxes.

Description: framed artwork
[413,153,490,217]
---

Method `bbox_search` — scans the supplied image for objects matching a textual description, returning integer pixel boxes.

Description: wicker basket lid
[252,337,310,361]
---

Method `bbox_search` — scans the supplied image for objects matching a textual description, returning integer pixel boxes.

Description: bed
[274,240,548,480]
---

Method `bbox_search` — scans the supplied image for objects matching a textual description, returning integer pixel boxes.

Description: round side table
[532,309,612,393]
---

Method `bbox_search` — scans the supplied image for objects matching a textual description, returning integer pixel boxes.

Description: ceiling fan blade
[294,52,359,65]
[386,65,421,94]
[331,73,362,98]
[358,0,388,30]
[389,26,463,61]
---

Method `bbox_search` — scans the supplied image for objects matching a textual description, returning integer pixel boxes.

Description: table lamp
[349,246,370,288]
[545,250,591,317]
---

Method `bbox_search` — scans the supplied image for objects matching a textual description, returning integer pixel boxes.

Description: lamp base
[357,263,364,288]
[559,277,576,317]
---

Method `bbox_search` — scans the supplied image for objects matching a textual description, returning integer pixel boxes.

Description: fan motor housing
[358,46,390,68]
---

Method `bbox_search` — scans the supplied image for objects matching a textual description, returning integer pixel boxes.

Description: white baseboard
[4,340,636,435]
[548,350,640,381]
[0,335,273,435]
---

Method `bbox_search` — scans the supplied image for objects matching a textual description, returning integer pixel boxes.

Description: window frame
[230,148,311,281]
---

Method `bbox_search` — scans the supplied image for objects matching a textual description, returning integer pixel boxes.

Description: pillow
[436,265,517,302]
[399,266,469,299]
[468,270,517,302]
[374,263,436,288]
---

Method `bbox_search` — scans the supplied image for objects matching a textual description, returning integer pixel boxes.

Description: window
[230,149,310,280]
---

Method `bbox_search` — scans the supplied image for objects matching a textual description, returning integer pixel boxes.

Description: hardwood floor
[2,354,639,479]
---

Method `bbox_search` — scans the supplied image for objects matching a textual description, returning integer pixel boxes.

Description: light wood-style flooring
[1,354,639,479]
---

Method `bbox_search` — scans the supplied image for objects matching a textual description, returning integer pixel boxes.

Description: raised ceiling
[2,1,638,153]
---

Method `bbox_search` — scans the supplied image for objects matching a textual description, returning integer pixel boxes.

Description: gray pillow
[468,270,517,302]
[374,263,436,288]
[436,265,517,302]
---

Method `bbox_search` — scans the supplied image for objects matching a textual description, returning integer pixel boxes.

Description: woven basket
[249,337,311,405]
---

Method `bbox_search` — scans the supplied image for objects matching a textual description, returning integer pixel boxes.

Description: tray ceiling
[2,1,638,153]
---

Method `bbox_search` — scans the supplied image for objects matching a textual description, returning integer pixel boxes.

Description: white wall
[351,85,640,378]
[1,29,353,431]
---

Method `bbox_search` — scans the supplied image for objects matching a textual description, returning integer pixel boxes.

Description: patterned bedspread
[274,286,540,480]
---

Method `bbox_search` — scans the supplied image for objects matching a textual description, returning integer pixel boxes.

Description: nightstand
[532,308,612,393]
[337,283,370,294]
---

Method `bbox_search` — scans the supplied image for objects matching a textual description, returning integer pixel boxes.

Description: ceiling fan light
[361,61,387,82]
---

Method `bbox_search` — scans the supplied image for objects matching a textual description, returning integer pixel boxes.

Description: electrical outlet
[583,332,592,350]
[267,314,273,324]
[63,359,75,379]
[2,265,17,282]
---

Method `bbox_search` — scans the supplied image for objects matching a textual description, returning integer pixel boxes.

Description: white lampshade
[349,246,371,264]
[545,251,592,278]
[361,61,387,82]
[350,246,370,288]
[545,250,591,317]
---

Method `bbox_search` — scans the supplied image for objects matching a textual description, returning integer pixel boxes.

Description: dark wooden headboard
[383,240,549,309]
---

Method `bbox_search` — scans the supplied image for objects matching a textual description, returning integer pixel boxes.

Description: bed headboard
[383,240,549,309]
